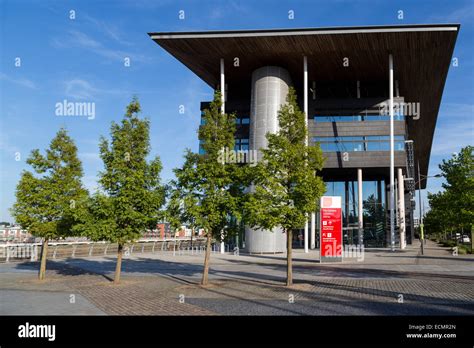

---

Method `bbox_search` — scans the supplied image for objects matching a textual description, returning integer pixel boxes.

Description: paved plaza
[1,240,473,315]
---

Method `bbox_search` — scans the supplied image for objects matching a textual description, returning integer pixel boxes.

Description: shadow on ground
[12,255,474,316]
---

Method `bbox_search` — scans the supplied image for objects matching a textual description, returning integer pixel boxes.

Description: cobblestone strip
[73,280,216,315]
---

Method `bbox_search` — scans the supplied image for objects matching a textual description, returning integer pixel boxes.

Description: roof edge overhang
[148,24,460,188]
[148,23,459,40]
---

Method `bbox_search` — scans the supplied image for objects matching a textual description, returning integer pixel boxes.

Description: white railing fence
[0,238,236,263]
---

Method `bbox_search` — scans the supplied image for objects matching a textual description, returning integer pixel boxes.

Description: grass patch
[437,239,472,254]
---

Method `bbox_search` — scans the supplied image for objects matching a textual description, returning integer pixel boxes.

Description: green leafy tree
[425,146,473,245]
[164,179,198,241]
[168,91,244,286]
[11,129,87,280]
[73,98,165,283]
[424,191,453,239]
[244,87,325,286]
[438,146,474,230]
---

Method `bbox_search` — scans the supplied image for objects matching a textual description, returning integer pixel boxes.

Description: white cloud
[0,72,37,90]
[52,30,150,63]
[427,3,474,23]
[431,103,474,156]
[65,79,97,100]
[82,175,100,193]
[62,78,132,100]
[78,152,101,162]
[82,14,133,46]
[0,136,20,156]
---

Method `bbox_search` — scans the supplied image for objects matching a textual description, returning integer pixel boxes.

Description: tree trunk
[114,243,123,284]
[38,238,49,281]
[201,232,212,286]
[286,229,293,286]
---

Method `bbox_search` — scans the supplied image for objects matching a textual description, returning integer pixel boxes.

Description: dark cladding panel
[309,121,406,137]
[321,151,407,169]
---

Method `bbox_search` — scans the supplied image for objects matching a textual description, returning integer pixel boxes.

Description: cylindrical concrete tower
[245,66,292,253]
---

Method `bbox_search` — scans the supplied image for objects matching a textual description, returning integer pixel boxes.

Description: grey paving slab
[0,289,106,315]
[0,239,472,316]
[186,299,474,316]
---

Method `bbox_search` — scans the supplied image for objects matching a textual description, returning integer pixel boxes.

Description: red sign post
[320,196,343,262]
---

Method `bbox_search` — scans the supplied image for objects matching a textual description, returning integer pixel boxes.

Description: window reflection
[313,136,405,152]
[319,180,386,247]
[314,114,405,122]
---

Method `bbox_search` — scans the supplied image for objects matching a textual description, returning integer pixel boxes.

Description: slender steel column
[389,54,395,251]
[304,56,309,253]
[398,168,406,249]
[220,58,225,112]
[220,58,225,254]
[357,168,363,246]
[417,161,424,254]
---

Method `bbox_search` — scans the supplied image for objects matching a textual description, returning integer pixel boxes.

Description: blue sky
[0,0,473,222]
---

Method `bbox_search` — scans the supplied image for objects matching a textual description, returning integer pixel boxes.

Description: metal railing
[0,238,236,263]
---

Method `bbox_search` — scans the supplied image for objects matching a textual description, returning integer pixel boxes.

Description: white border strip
[150,26,458,40]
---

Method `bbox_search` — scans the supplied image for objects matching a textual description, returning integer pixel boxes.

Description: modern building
[149,24,459,253]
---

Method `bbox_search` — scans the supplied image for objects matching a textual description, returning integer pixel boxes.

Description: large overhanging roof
[149,24,459,187]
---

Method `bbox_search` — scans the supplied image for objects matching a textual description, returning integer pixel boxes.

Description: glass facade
[313,107,405,122]
[198,140,205,155]
[235,117,250,125]
[313,135,405,152]
[321,180,386,247]
[199,138,249,154]
[234,138,249,151]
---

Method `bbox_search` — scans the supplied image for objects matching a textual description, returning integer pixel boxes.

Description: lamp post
[416,160,442,255]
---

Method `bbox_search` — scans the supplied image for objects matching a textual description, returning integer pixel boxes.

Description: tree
[438,146,474,231]
[11,129,87,280]
[73,98,165,283]
[424,191,450,236]
[168,91,244,286]
[244,87,325,286]
[425,146,473,243]
[164,179,198,242]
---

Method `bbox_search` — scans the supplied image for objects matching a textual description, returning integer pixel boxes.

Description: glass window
[379,142,390,151]
[327,142,338,152]
[312,135,406,152]
[366,140,379,151]
[395,141,405,151]
[352,141,363,152]
[313,114,405,122]
[234,138,250,151]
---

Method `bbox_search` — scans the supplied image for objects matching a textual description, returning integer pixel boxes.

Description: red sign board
[320,196,343,262]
